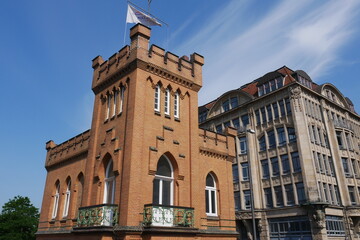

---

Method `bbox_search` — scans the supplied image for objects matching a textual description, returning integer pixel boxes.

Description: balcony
[77,204,118,227]
[143,204,195,228]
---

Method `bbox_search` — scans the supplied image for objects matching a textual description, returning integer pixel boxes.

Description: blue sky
[1,0,360,210]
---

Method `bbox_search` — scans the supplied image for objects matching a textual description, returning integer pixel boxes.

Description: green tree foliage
[0,196,39,240]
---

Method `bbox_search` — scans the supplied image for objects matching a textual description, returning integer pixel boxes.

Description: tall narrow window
[104,160,116,204]
[296,182,306,204]
[174,92,179,118]
[205,174,217,216]
[281,154,290,174]
[285,184,294,205]
[271,157,279,176]
[52,183,60,219]
[154,84,160,112]
[113,90,117,117]
[241,114,249,126]
[234,191,241,211]
[230,97,238,109]
[239,137,247,154]
[285,98,291,114]
[244,190,251,210]
[273,102,279,119]
[63,179,71,217]
[291,152,301,172]
[267,105,273,121]
[274,186,284,206]
[242,163,249,181]
[287,127,296,142]
[106,94,111,120]
[261,160,270,179]
[119,86,125,114]
[259,136,266,151]
[268,130,276,149]
[279,100,285,117]
[164,88,170,115]
[153,156,173,205]
[232,165,239,183]
[264,188,273,208]
[232,118,240,129]
[277,127,286,146]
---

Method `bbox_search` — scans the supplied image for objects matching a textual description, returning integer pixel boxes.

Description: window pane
[206,174,215,187]
[162,180,171,205]
[211,191,216,213]
[156,156,172,177]
[205,190,209,213]
[153,179,160,204]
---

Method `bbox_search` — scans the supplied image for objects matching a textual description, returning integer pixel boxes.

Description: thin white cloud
[175,0,360,105]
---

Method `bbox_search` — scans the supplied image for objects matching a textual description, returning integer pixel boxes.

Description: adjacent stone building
[199,66,360,240]
[36,24,238,240]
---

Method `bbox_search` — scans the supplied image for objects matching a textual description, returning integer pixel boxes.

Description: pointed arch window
[52,182,60,219]
[103,160,116,204]
[119,85,125,114]
[154,84,161,112]
[174,92,179,119]
[62,179,71,217]
[153,156,173,205]
[113,90,117,117]
[205,174,217,216]
[165,88,170,115]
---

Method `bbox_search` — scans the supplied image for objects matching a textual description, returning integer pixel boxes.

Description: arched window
[174,92,179,118]
[103,160,115,204]
[154,84,161,112]
[76,173,84,212]
[164,88,170,115]
[62,179,71,217]
[52,182,60,219]
[153,156,173,205]
[205,174,217,216]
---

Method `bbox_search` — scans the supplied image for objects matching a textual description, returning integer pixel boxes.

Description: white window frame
[164,88,170,115]
[174,92,179,118]
[106,94,111,120]
[205,174,217,216]
[62,180,71,217]
[103,160,116,204]
[154,85,160,112]
[153,156,174,205]
[113,91,117,117]
[119,86,125,114]
[52,184,60,219]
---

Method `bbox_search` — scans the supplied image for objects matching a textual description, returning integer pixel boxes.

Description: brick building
[36,24,237,240]
[199,66,360,239]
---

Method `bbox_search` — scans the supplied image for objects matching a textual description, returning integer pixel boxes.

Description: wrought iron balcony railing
[143,204,195,227]
[77,204,118,227]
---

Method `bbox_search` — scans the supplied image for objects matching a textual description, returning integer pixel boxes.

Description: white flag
[126,5,161,27]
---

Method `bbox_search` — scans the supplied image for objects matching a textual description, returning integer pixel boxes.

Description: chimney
[130,24,151,50]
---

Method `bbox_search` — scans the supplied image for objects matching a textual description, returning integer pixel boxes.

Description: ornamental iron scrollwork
[143,204,194,227]
[77,204,118,227]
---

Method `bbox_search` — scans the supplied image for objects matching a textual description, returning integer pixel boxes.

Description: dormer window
[258,77,284,97]
[222,96,238,113]
[298,75,312,88]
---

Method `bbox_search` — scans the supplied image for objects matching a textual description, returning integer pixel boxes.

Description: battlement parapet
[45,130,91,168]
[91,24,204,93]
[198,128,236,160]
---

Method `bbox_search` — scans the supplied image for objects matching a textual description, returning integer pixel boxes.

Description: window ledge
[206,215,219,221]
[154,111,161,116]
